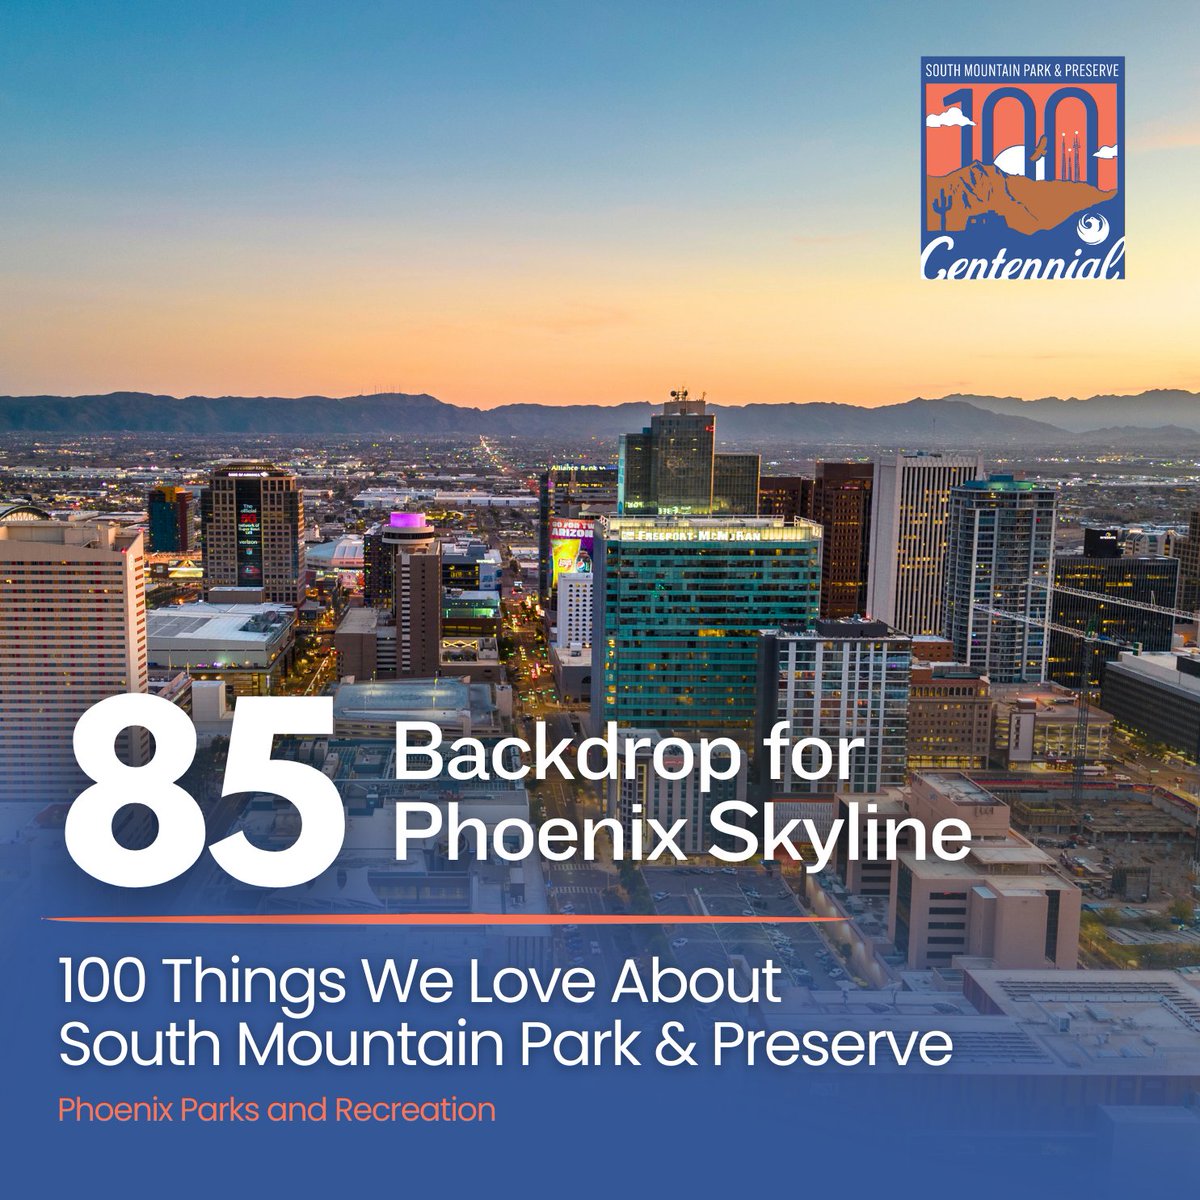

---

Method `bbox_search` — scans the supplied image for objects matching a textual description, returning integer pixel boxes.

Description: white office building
[0,519,148,803]
[867,452,984,636]
[555,570,593,649]
[755,620,912,798]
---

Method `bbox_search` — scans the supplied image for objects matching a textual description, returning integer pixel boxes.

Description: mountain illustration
[926,160,1117,236]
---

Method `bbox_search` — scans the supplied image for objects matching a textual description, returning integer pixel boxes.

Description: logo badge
[921,57,1124,280]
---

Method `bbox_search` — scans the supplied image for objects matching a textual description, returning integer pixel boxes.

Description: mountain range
[0,389,1197,444]
[926,161,1115,236]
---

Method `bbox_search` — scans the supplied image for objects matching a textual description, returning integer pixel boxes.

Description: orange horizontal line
[46,914,842,927]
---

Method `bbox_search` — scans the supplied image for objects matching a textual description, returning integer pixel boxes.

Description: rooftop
[331,678,495,725]
[147,602,295,645]
[919,771,1003,808]
[306,535,364,568]
[602,515,821,542]
[964,968,1200,1075]
[769,618,907,641]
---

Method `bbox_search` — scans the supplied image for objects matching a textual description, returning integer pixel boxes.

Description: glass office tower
[147,485,192,553]
[591,515,822,736]
[944,475,1058,684]
[617,391,760,517]
[1047,549,1178,688]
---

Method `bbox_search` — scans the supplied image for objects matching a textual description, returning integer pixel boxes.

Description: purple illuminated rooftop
[389,512,429,528]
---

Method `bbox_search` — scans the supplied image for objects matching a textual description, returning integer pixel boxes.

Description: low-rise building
[827,774,1083,972]
[146,600,296,696]
[442,540,502,591]
[888,774,1082,971]
[441,589,501,639]
[991,681,1113,767]
[330,677,511,739]
[439,636,503,683]
[550,643,592,703]
[1101,649,1200,759]
[335,606,384,681]
[907,662,991,770]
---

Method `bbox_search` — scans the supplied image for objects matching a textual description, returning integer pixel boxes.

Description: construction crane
[970,579,1200,818]
[969,605,1138,646]
[1070,617,1102,809]
[1029,579,1198,624]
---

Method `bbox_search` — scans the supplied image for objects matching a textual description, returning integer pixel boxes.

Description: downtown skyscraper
[200,462,305,606]
[800,462,874,618]
[0,518,148,803]
[867,452,984,636]
[147,485,193,553]
[943,476,1058,684]
[755,619,912,797]
[618,391,759,518]
[590,515,822,736]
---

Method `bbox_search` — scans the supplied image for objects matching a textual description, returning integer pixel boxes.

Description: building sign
[549,517,594,586]
[235,480,262,585]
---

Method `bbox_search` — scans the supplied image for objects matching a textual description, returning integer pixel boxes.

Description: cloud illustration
[926,105,975,128]
[1093,143,1119,158]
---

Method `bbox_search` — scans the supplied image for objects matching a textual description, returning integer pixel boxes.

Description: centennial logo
[921,56,1124,280]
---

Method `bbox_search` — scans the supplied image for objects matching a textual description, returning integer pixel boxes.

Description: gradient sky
[1,1,1196,407]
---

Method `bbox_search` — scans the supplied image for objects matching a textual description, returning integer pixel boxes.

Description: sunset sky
[1,1,1196,408]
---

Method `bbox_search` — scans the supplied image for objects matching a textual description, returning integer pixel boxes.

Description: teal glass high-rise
[591,515,823,737]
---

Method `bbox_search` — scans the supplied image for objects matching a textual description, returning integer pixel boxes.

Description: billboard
[235,480,262,585]
[549,517,594,586]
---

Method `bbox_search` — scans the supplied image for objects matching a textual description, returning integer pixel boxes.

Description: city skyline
[2,2,1197,406]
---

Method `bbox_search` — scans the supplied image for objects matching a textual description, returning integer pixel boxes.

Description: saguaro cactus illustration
[932,186,951,231]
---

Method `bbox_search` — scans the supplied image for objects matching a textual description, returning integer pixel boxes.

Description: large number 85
[66,694,345,889]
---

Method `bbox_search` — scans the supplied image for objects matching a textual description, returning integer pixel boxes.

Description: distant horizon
[1,384,1197,411]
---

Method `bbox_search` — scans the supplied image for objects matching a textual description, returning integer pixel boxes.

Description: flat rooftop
[965,968,1200,1074]
[332,678,495,724]
[337,608,380,635]
[919,772,1002,808]
[147,602,295,645]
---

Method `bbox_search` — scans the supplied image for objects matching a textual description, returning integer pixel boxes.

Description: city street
[642,864,854,989]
